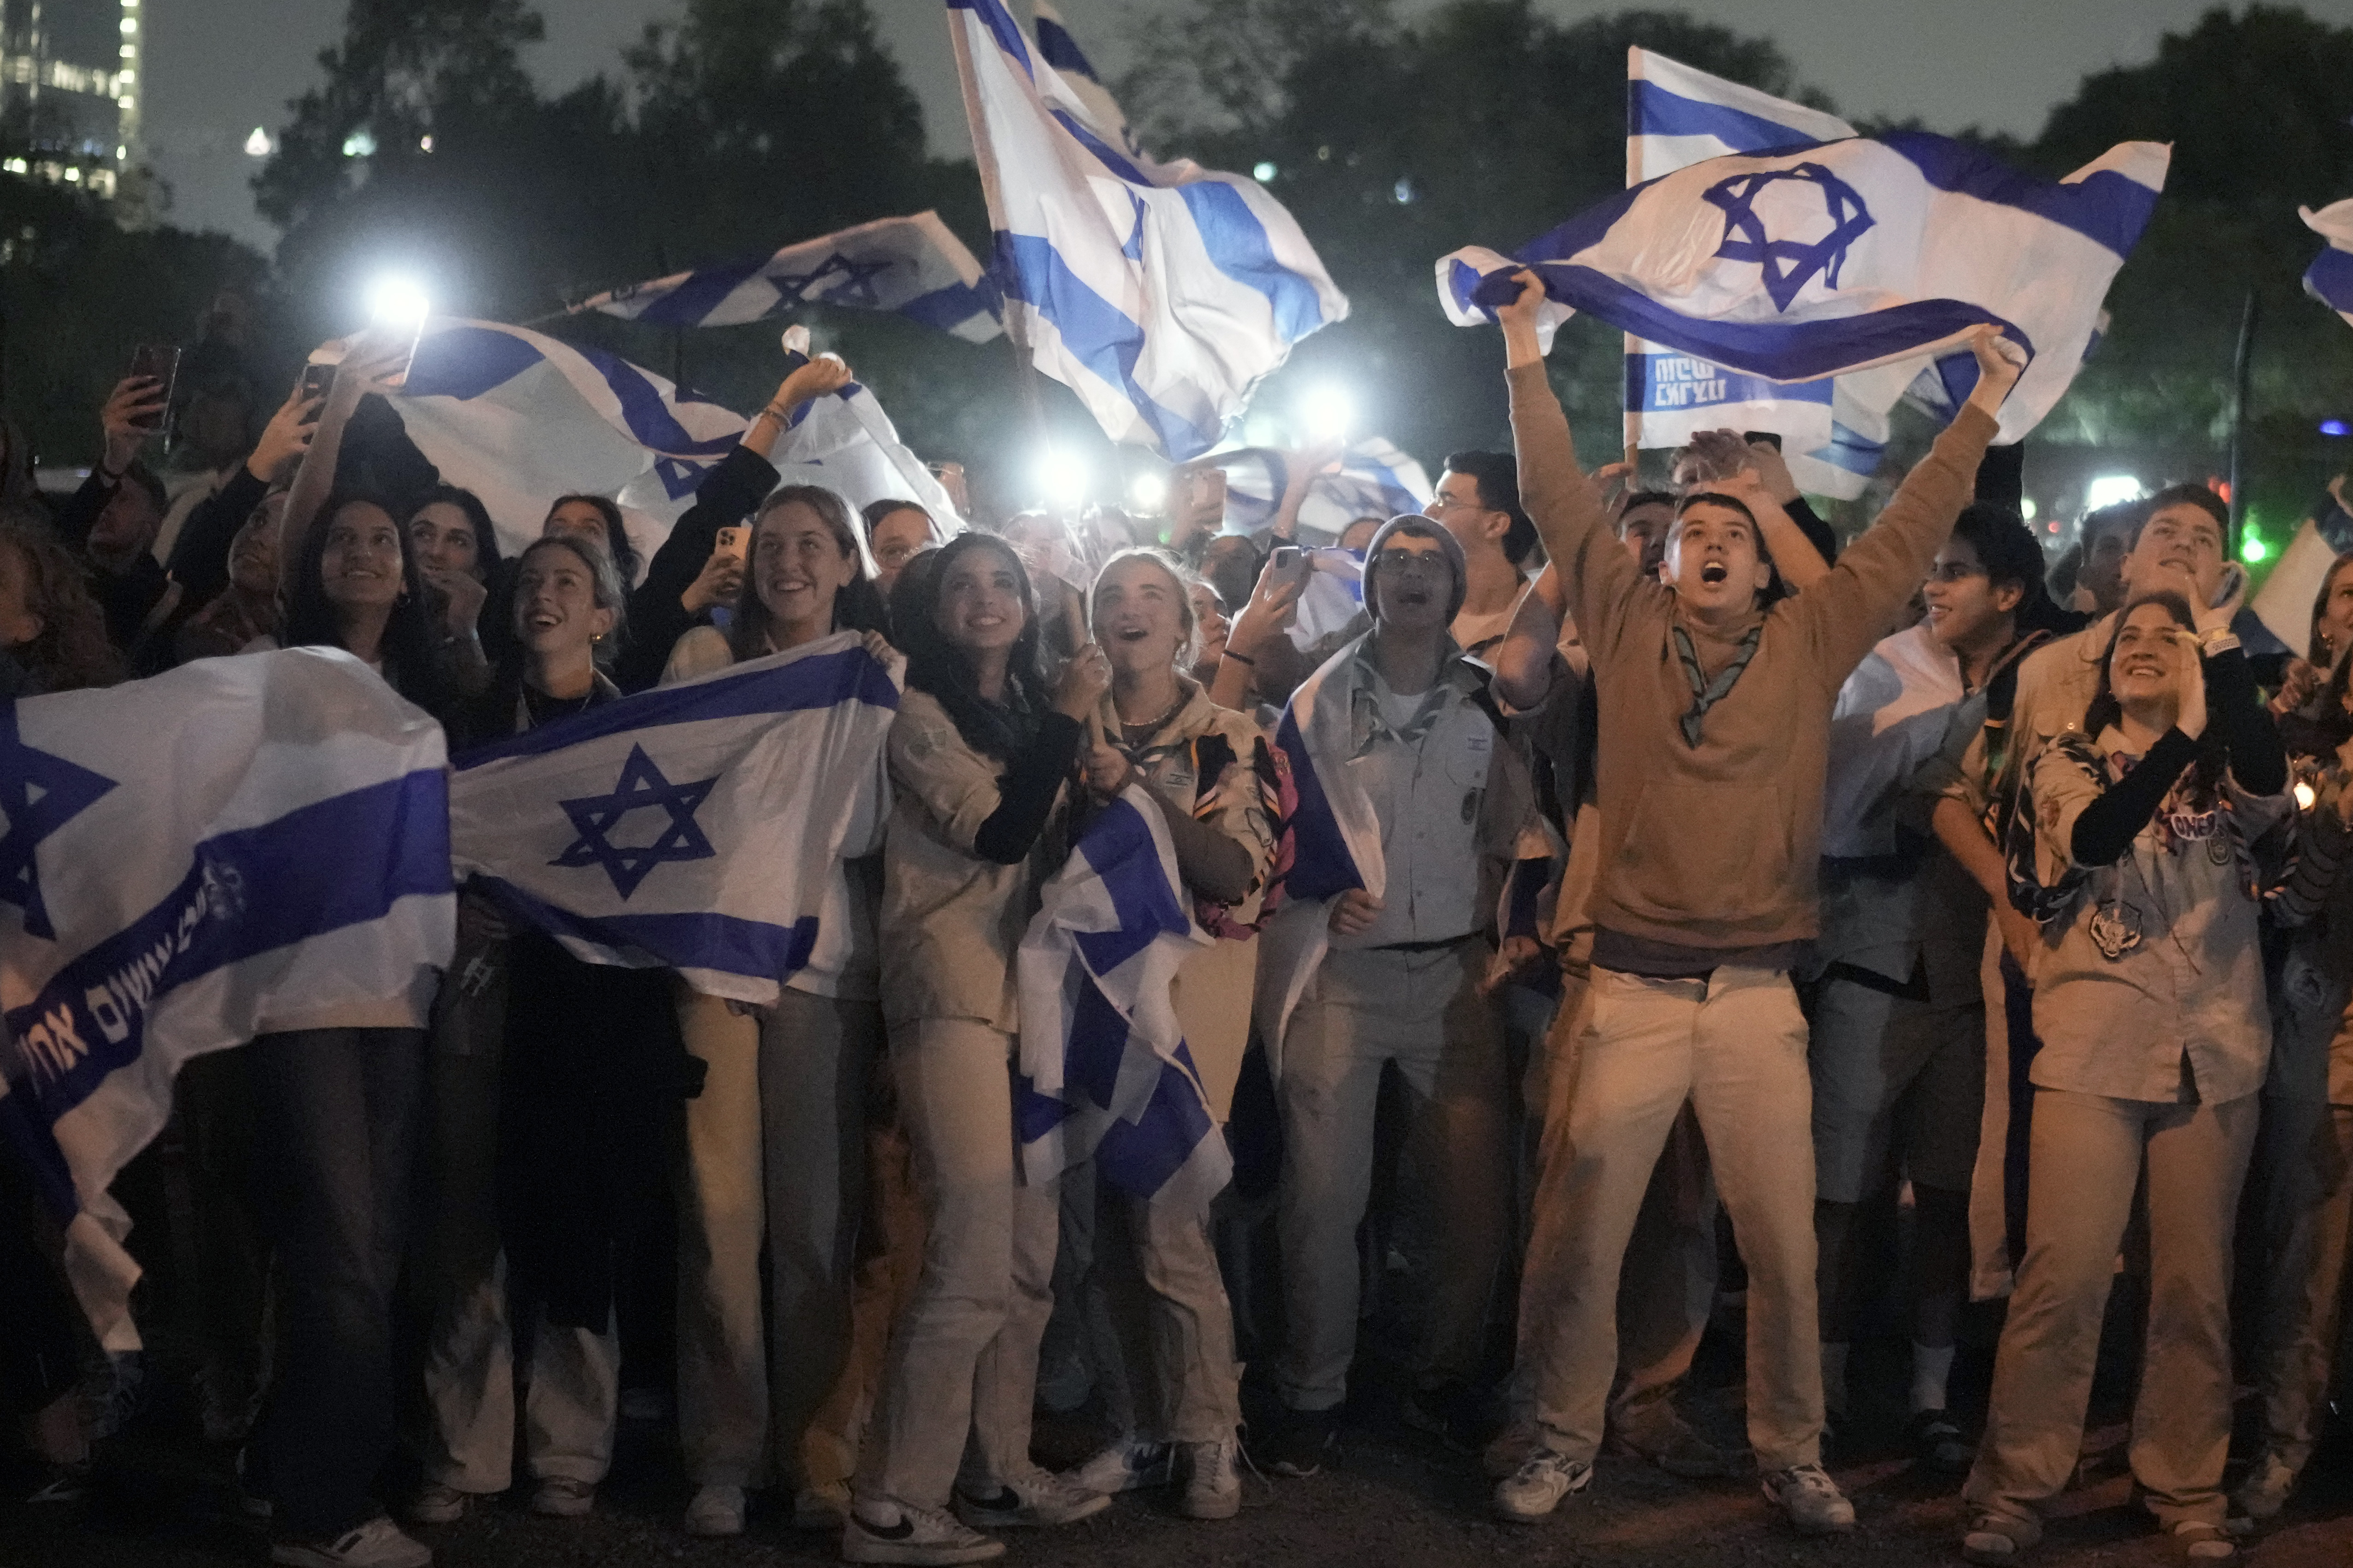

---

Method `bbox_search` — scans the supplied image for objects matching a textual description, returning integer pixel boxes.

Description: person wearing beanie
[1253,510,1554,1476]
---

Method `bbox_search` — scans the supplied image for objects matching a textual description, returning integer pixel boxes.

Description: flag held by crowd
[449,633,898,1006]
[1014,787,1229,1212]
[1440,130,2169,443]
[1213,439,1433,540]
[2302,198,2353,330]
[0,650,454,1340]
[572,212,1004,344]
[948,0,1349,460]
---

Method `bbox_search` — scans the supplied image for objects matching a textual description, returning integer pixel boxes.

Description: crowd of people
[2,267,2351,1568]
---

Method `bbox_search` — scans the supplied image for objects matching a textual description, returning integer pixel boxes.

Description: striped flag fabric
[448,632,899,1006]
[570,212,1003,343]
[0,649,454,1344]
[948,0,1349,459]
[2302,199,2353,329]
[1212,438,1433,540]
[1014,786,1230,1212]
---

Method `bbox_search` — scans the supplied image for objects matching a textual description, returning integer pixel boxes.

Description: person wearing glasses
[1256,512,1549,1477]
[1425,451,1539,659]
[1484,268,2020,1537]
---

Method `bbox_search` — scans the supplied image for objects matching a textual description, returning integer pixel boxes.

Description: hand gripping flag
[1623,49,1869,496]
[1439,130,2169,444]
[2302,199,2353,328]
[0,650,454,1346]
[948,0,1349,459]
[750,327,970,539]
[392,320,964,567]
[448,632,899,1005]
[1214,438,1434,540]
[1014,786,1230,1213]
[570,212,1003,344]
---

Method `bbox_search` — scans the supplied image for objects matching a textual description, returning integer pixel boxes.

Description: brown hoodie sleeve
[1507,362,1644,663]
[1791,404,1997,688]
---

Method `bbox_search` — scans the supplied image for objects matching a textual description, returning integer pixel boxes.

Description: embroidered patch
[2087,900,2143,961]
[902,722,953,762]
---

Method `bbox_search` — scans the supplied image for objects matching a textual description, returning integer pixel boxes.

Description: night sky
[149,0,2353,252]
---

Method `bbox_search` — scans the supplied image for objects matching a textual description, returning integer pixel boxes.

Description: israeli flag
[1439,130,2169,444]
[0,650,453,1344]
[1214,438,1433,540]
[1031,0,1131,150]
[948,0,1349,459]
[1284,549,1367,652]
[392,319,962,569]
[1251,638,1385,1071]
[2302,199,2353,328]
[1014,787,1230,1211]
[571,212,1003,344]
[448,632,899,1006]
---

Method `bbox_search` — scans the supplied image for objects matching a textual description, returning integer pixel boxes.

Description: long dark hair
[544,492,639,584]
[283,490,455,715]
[900,531,1050,761]
[411,483,505,579]
[2083,590,2222,796]
[727,484,889,661]
[2283,551,2353,758]
[0,517,123,691]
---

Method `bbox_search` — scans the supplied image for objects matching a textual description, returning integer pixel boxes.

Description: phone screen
[1743,430,1784,452]
[127,344,179,430]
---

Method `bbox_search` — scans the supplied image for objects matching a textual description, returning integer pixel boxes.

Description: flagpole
[1621,68,1641,474]
[2227,287,2258,558]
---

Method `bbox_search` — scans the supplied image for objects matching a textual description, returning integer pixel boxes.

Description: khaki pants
[2254,1097,2353,1477]
[858,1018,1061,1509]
[1513,974,1718,1445]
[803,1100,928,1492]
[673,985,879,1491]
[1965,1088,2258,1536]
[1275,938,1510,1411]
[1521,965,1822,1470]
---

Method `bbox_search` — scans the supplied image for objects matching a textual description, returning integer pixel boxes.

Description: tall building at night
[0,0,140,197]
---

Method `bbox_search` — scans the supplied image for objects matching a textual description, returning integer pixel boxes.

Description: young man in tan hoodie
[1484,269,2022,1534]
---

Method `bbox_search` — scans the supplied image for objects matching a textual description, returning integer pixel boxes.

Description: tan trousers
[1965,1087,2258,1536]
[1275,938,1510,1410]
[2254,1098,2353,1478]
[673,985,878,1491]
[857,1018,1061,1509]
[1521,965,1822,1470]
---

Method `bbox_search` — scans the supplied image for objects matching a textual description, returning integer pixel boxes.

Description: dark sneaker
[1907,1409,1974,1474]
[1256,1410,1339,1478]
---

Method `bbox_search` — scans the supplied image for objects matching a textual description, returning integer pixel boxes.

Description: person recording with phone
[54,367,176,652]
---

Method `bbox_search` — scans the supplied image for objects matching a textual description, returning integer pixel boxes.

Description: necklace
[1117,687,1187,740]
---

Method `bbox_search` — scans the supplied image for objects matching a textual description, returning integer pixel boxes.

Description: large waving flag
[449,633,898,1006]
[393,320,963,568]
[0,650,453,1344]
[1214,439,1433,540]
[948,0,1349,459]
[2302,199,2353,329]
[1439,130,2169,444]
[570,212,1003,344]
[1625,50,1871,497]
[1030,0,1131,150]
[1014,787,1229,1212]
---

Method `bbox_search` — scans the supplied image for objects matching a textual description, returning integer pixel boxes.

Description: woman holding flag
[659,473,902,1539]
[845,530,1112,1566]
[1059,549,1278,1522]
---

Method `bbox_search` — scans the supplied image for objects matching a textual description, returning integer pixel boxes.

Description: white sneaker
[1071,1433,1172,1496]
[531,1477,595,1518]
[842,1496,1006,1565]
[952,1467,1112,1528]
[684,1483,746,1537]
[1180,1436,1241,1520]
[406,1484,468,1527]
[1761,1463,1856,1535]
[270,1516,433,1568]
[2233,1453,2296,1521]
[1492,1451,1592,1523]
[1483,1419,1542,1480]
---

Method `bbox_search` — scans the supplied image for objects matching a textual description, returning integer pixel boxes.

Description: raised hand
[1054,640,1113,720]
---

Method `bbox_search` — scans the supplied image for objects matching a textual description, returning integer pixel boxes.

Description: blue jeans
[249,1027,424,1536]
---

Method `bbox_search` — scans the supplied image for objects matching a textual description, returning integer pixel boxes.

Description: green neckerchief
[1671,621,1763,748]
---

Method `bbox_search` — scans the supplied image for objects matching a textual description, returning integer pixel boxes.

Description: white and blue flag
[0,650,454,1344]
[572,212,1003,344]
[448,632,899,1006]
[393,319,963,568]
[948,0,1349,459]
[2302,198,2353,329]
[1625,50,1872,497]
[1440,130,2169,444]
[1015,787,1229,1212]
[1214,438,1433,541]
[1030,0,1132,150]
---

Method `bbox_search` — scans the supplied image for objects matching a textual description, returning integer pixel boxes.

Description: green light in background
[2242,532,2269,563]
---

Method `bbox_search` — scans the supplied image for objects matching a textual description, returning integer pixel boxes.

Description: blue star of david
[550,743,718,900]
[0,702,117,940]
[775,252,900,312]
[1702,163,1875,312]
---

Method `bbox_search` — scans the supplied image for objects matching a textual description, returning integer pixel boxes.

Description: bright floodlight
[2242,533,2268,564]
[243,127,271,158]
[2019,497,2037,521]
[1252,161,1277,183]
[1297,382,1352,444]
[2085,474,2143,511]
[1035,448,1089,509]
[1129,472,1168,511]
[366,275,431,328]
